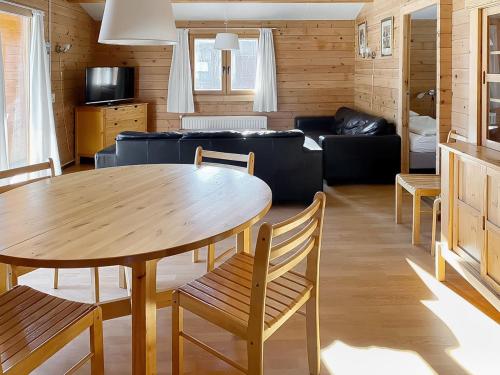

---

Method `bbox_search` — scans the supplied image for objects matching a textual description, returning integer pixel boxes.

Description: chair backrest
[0,158,55,194]
[194,146,255,175]
[248,192,326,336]
[447,130,467,143]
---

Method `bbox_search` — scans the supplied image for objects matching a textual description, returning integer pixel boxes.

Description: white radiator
[181,116,267,131]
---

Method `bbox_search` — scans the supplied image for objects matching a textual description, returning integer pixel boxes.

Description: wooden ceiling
[70,0,372,3]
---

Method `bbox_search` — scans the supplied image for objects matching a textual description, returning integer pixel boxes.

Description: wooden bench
[395,174,441,245]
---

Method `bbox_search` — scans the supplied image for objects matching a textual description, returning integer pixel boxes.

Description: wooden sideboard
[75,102,148,164]
[439,142,500,310]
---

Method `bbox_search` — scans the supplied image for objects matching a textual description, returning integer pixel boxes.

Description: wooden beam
[70,0,371,3]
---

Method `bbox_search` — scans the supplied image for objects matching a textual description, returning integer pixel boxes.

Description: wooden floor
[17,178,499,374]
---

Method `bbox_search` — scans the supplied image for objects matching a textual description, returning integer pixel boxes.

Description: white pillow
[410,111,420,117]
[409,116,436,136]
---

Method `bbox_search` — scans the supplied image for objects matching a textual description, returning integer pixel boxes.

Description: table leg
[0,263,7,294]
[236,227,251,254]
[412,194,421,245]
[395,180,403,224]
[131,260,158,375]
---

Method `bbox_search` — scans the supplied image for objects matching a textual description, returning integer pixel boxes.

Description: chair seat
[178,253,313,339]
[397,173,441,196]
[0,285,97,373]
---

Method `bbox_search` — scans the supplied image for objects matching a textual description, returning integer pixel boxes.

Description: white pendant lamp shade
[214,33,240,50]
[99,0,177,46]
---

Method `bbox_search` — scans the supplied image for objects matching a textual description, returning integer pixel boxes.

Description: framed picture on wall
[358,22,367,56]
[380,17,393,57]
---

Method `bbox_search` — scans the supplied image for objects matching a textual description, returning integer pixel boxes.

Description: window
[230,39,258,91]
[191,35,258,95]
[193,38,222,91]
[0,9,30,168]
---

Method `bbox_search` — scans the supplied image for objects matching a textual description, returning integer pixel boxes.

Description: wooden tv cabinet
[75,102,147,164]
[438,142,500,310]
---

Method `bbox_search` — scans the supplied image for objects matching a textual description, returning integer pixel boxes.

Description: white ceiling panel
[80,3,365,21]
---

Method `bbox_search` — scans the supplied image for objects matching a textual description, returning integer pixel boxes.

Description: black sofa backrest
[105,129,322,203]
[334,107,395,136]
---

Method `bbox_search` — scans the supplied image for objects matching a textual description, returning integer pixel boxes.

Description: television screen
[85,67,135,105]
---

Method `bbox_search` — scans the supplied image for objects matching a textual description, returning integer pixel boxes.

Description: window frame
[189,32,258,97]
[482,4,500,152]
[190,34,225,95]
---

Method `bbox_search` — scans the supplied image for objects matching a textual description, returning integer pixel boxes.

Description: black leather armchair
[296,107,401,185]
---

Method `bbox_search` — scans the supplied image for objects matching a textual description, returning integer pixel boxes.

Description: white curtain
[253,28,277,112]
[0,33,8,170]
[167,29,194,113]
[29,11,61,175]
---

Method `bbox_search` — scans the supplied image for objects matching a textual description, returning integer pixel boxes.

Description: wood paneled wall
[410,20,437,118]
[354,0,400,124]
[7,0,96,165]
[452,0,471,138]
[354,1,452,131]
[92,20,355,131]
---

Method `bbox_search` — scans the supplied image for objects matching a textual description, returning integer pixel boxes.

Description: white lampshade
[214,33,240,50]
[99,0,177,46]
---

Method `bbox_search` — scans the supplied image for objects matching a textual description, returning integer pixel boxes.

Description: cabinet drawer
[105,104,146,121]
[105,118,146,131]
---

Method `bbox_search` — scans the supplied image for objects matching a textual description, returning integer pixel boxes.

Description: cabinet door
[453,156,486,265]
[483,169,500,292]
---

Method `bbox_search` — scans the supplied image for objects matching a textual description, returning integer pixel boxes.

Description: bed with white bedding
[409,112,437,170]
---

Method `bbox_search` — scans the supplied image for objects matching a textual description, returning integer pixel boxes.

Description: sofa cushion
[117,131,183,140]
[334,107,392,136]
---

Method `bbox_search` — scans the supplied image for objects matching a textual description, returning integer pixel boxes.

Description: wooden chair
[0,285,104,374]
[1,159,57,289]
[0,159,101,302]
[193,146,255,272]
[172,192,326,375]
[396,130,467,247]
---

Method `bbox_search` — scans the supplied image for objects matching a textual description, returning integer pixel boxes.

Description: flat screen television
[85,67,135,105]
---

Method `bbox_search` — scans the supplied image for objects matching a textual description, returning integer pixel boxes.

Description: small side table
[396,174,441,245]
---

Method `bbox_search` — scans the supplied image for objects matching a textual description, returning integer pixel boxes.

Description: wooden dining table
[0,164,272,374]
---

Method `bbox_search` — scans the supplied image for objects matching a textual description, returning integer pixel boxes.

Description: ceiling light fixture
[99,0,177,46]
[214,6,239,51]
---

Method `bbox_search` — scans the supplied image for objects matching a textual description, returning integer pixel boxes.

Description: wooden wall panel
[452,0,471,138]
[355,0,453,146]
[410,19,437,117]
[92,20,355,131]
[5,0,96,166]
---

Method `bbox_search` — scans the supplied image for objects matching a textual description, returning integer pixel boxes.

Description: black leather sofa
[95,130,323,203]
[295,107,401,185]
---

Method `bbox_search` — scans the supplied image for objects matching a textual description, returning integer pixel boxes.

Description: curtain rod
[0,0,45,14]
[187,27,277,30]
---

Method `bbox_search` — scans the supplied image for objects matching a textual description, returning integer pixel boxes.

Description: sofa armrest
[95,145,117,169]
[320,135,401,184]
[294,116,335,133]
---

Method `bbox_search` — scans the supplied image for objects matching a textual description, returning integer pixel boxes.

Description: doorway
[398,0,452,174]
[408,5,438,173]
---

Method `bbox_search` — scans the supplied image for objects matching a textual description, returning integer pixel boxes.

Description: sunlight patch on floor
[321,341,436,375]
[408,259,500,375]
